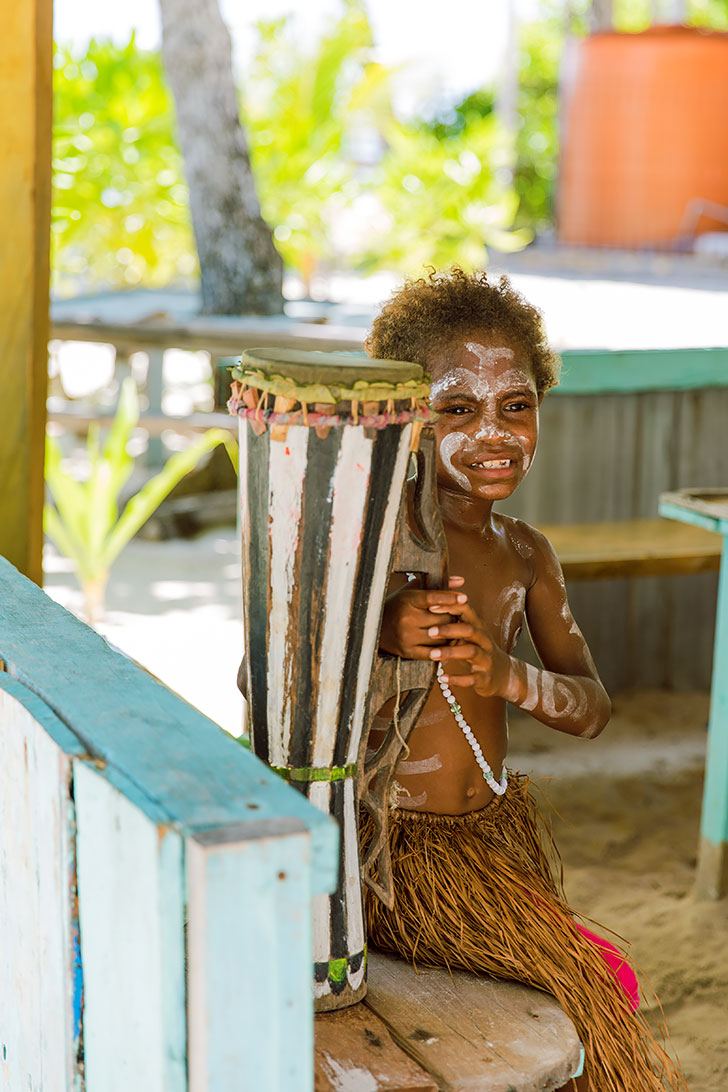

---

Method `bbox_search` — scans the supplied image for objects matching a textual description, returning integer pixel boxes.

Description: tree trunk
[158,0,283,315]
[588,0,613,31]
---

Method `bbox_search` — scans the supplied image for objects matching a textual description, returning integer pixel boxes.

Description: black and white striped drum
[229,348,434,1011]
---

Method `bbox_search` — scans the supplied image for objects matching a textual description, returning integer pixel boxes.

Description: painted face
[428,333,539,499]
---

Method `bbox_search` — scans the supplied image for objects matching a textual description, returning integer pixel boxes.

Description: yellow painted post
[0,0,52,583]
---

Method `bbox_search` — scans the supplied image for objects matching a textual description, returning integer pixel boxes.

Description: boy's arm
[432,529,611,739]
[506,528,610,738]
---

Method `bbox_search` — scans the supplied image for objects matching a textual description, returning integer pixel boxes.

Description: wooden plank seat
[315,951,582,1092]
[540,517,721,580]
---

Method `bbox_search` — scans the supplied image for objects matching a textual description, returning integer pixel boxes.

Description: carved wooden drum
[229,348,443,1011]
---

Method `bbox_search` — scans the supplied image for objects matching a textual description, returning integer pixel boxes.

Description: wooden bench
[539,517,721,580]
[316,952,582,1091]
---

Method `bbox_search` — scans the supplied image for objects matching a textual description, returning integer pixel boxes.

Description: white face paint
[439,431,471,490]
[432,345,537,478]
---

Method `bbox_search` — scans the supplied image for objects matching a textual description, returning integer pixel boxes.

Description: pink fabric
[576,922,640,1012]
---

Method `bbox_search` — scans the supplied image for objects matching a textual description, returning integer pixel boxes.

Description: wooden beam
[0,0,52,582]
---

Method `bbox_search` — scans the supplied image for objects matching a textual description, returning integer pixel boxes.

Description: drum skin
[558,27,728,248]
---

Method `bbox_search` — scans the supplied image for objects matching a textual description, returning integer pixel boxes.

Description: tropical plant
[358,113,531,276]
[44,379,238,621]
[243,1,376,292]
[52,35,196,294]
[514,15,562,231]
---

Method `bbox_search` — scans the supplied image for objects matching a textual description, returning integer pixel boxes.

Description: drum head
[239,348,422,386]
[234,348,429,405]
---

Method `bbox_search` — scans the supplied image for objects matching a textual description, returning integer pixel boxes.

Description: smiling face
[428,332,539,502]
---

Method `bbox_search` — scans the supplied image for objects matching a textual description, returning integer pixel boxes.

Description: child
[362,269,684,1091]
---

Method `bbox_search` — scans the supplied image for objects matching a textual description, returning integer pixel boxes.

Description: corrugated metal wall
[500,388,728,692]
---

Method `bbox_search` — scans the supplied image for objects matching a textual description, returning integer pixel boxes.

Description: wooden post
[0,0,52,582]
[659,493,728,898]
[696,535,728,898]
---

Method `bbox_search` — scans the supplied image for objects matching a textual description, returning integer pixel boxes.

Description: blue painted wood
[702,538,728,846]
[187,828,314,1091]
[659,500,728,536]
[557,347,728,395]
[74,762,187,1092]
[659,494,728,897]
[0,557,337,894]
[0,678,79,1088]
[0,609,333,1088]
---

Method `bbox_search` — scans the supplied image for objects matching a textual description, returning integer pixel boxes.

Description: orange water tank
[558,26,728,248]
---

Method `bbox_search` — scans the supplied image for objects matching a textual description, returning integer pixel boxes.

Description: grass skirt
[360,773,685,1091]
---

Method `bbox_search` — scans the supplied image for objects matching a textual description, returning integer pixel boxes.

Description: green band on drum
[272,762,357,783]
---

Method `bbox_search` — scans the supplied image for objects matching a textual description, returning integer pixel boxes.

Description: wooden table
[315,952,582,1091]
[659,489,728,899]
[540,517,722,580]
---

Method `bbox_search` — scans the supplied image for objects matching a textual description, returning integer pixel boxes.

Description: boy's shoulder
[497,514,559,572]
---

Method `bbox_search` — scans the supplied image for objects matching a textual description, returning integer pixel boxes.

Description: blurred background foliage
[51,0,728,297]
[53,35,196,292]
[243,3,375,293]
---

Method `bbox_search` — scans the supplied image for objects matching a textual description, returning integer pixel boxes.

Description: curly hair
[365,268,560,396]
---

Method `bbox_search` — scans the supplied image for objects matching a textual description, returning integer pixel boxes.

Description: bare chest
[447,530,531,654]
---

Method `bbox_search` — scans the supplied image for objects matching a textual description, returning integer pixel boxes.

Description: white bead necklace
[436,664,508,797]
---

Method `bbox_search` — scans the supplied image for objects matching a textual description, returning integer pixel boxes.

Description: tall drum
[229,348,443,1011]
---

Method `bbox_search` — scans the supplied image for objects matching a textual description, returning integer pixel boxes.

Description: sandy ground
[510,694,727,1092]
[43,532,726,1090]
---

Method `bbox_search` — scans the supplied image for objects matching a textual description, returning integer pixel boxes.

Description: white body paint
[496,583,526,652]
[520,663,540,711]
[395,789,428,809]
[396,753,443,776]
[541,672,588,721]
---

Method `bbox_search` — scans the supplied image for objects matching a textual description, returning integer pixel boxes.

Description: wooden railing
[0,557,338,1092]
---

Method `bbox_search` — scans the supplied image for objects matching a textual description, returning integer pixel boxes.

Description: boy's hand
[428,603,512,698]
[378,576,469,659]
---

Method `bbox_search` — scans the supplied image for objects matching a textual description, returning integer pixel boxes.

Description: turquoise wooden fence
[0,557,338,1091]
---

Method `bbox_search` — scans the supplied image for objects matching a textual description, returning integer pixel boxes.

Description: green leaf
[102,429,235,567]
[43,503,91,578]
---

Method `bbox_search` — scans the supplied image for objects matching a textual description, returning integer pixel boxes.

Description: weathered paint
[0,681,77,1090]
[659,496,728,898]
[239,413,415,1010]
[313,425,373,767]
[347,426,414,766]
[266,425,308,765]
[187,827,314,1091]
[0,557,337,894]
[74,763,186,1092]
[0,562,339,1089]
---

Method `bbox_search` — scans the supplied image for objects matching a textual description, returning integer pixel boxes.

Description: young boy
[363,269,684,1091]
